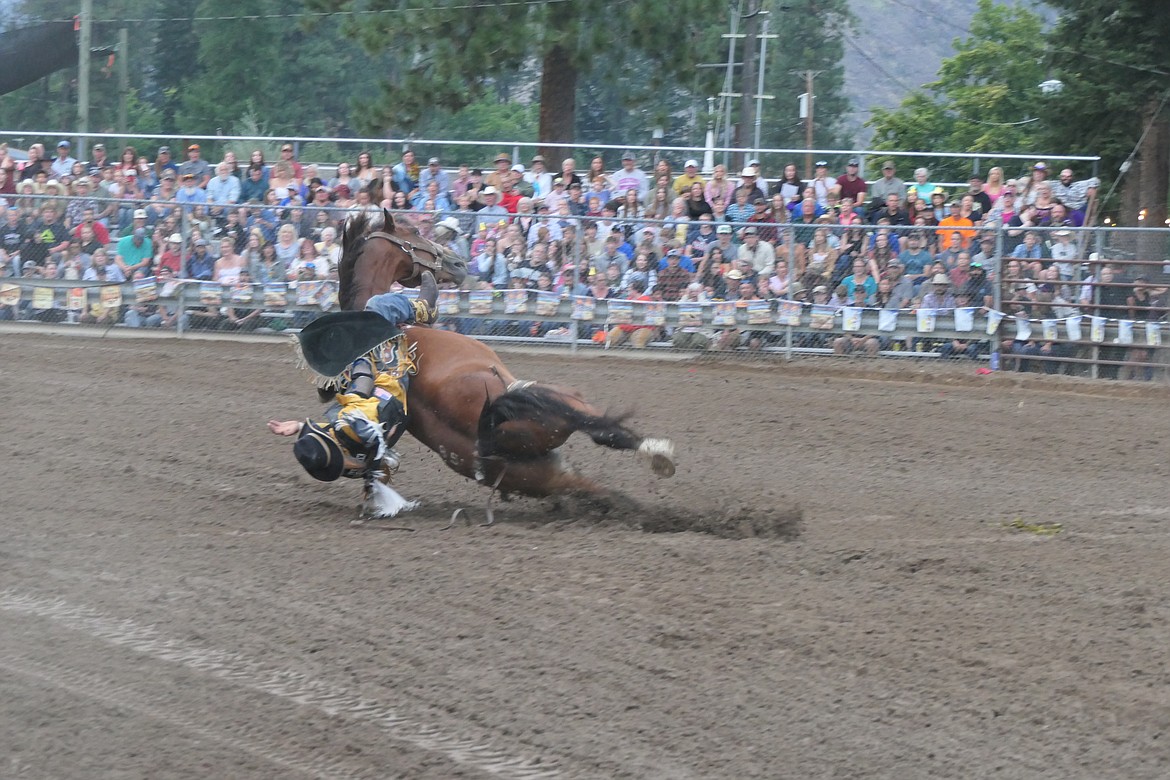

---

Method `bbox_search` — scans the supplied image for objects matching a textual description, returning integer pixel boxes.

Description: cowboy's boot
[412,270,439,324]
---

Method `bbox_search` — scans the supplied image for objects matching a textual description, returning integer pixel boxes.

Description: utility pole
[117,28,129,133]
[719,0,744,167]
[739,0,760,166]
[799,69,819,179]
[752,17,775,154]
[77,0,92,160]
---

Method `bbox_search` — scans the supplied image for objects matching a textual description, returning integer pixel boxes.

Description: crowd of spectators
[0,138,1159,376]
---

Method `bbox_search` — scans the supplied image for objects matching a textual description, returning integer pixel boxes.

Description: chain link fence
[3,189,1169,381]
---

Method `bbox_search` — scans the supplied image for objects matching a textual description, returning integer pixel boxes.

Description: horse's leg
[528,384,677,478]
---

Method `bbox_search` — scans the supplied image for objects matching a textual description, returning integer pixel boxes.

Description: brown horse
[336,211,675,505]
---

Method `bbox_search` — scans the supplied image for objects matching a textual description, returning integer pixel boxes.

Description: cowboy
[267,272,439,517]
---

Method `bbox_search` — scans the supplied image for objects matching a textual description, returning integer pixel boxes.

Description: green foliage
[759,0,854,164]
[308,0,727,142]
[867,0,1047,182]
[1040,0,1170,200]
[148,0,200,134]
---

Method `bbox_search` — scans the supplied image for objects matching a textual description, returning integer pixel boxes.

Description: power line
[955,116,1040,128]
[883,0,972,38]
[1051,48,1170,78]
[50,0,574,25]
[841,36,917,95]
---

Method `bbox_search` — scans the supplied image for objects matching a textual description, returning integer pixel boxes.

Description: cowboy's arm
[347,357,376,398]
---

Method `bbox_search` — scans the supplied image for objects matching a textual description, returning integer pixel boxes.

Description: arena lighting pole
[77,0,92,160]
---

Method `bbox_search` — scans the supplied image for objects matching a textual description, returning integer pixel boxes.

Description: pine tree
[757,0,853,175]
[1041,0,1170,227]
[307,0,727,152]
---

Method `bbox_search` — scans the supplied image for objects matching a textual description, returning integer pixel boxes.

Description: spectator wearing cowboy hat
[433,216,470,261]
[919,273,957,310]
[736,166,767,204]
[474,186,509,233]
[484,153,513,190]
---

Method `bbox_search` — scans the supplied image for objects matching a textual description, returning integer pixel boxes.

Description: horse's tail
[476,384,642,461]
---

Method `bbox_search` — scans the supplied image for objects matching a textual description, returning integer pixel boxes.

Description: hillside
[843,0,1056,145]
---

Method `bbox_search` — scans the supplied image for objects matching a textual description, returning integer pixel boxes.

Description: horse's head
[338,210,468,310]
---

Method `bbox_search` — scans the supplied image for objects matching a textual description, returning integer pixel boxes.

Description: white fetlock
[383,449,401,473]
[637,438,676,478]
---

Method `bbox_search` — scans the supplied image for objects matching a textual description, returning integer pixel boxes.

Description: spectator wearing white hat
[736,166,767,204]
[474,186,509,234]
[746,158,771,196]
[507,163,534,198]
[809,160,836,208]
[672,159,705,196]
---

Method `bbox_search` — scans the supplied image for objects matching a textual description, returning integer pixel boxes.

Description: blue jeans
[364,292,417,326]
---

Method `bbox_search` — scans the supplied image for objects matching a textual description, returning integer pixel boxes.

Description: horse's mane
[338,208,449,311]
[338,212,373,311]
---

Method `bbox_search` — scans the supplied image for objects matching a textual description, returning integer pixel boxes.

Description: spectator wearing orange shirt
[936,200,975,251]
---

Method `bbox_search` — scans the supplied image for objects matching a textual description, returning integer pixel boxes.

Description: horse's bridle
[365,230,445,286]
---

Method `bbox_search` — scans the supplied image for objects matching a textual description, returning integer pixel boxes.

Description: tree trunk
[538,45,576,162]
[1122,96,1170,263]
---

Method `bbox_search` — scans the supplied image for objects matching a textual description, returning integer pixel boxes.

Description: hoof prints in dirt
[636,504,803,539]
[429,494,803,540]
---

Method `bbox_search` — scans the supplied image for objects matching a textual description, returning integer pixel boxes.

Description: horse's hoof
[649,453,676,478]
[638,438,676,478]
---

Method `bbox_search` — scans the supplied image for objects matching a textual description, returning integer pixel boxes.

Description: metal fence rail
[3,190,1169,381]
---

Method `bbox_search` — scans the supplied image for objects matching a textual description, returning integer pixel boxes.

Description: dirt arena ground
[2,330,1170,779]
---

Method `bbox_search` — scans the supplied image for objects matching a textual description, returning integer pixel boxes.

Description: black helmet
[293,420,345,481]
